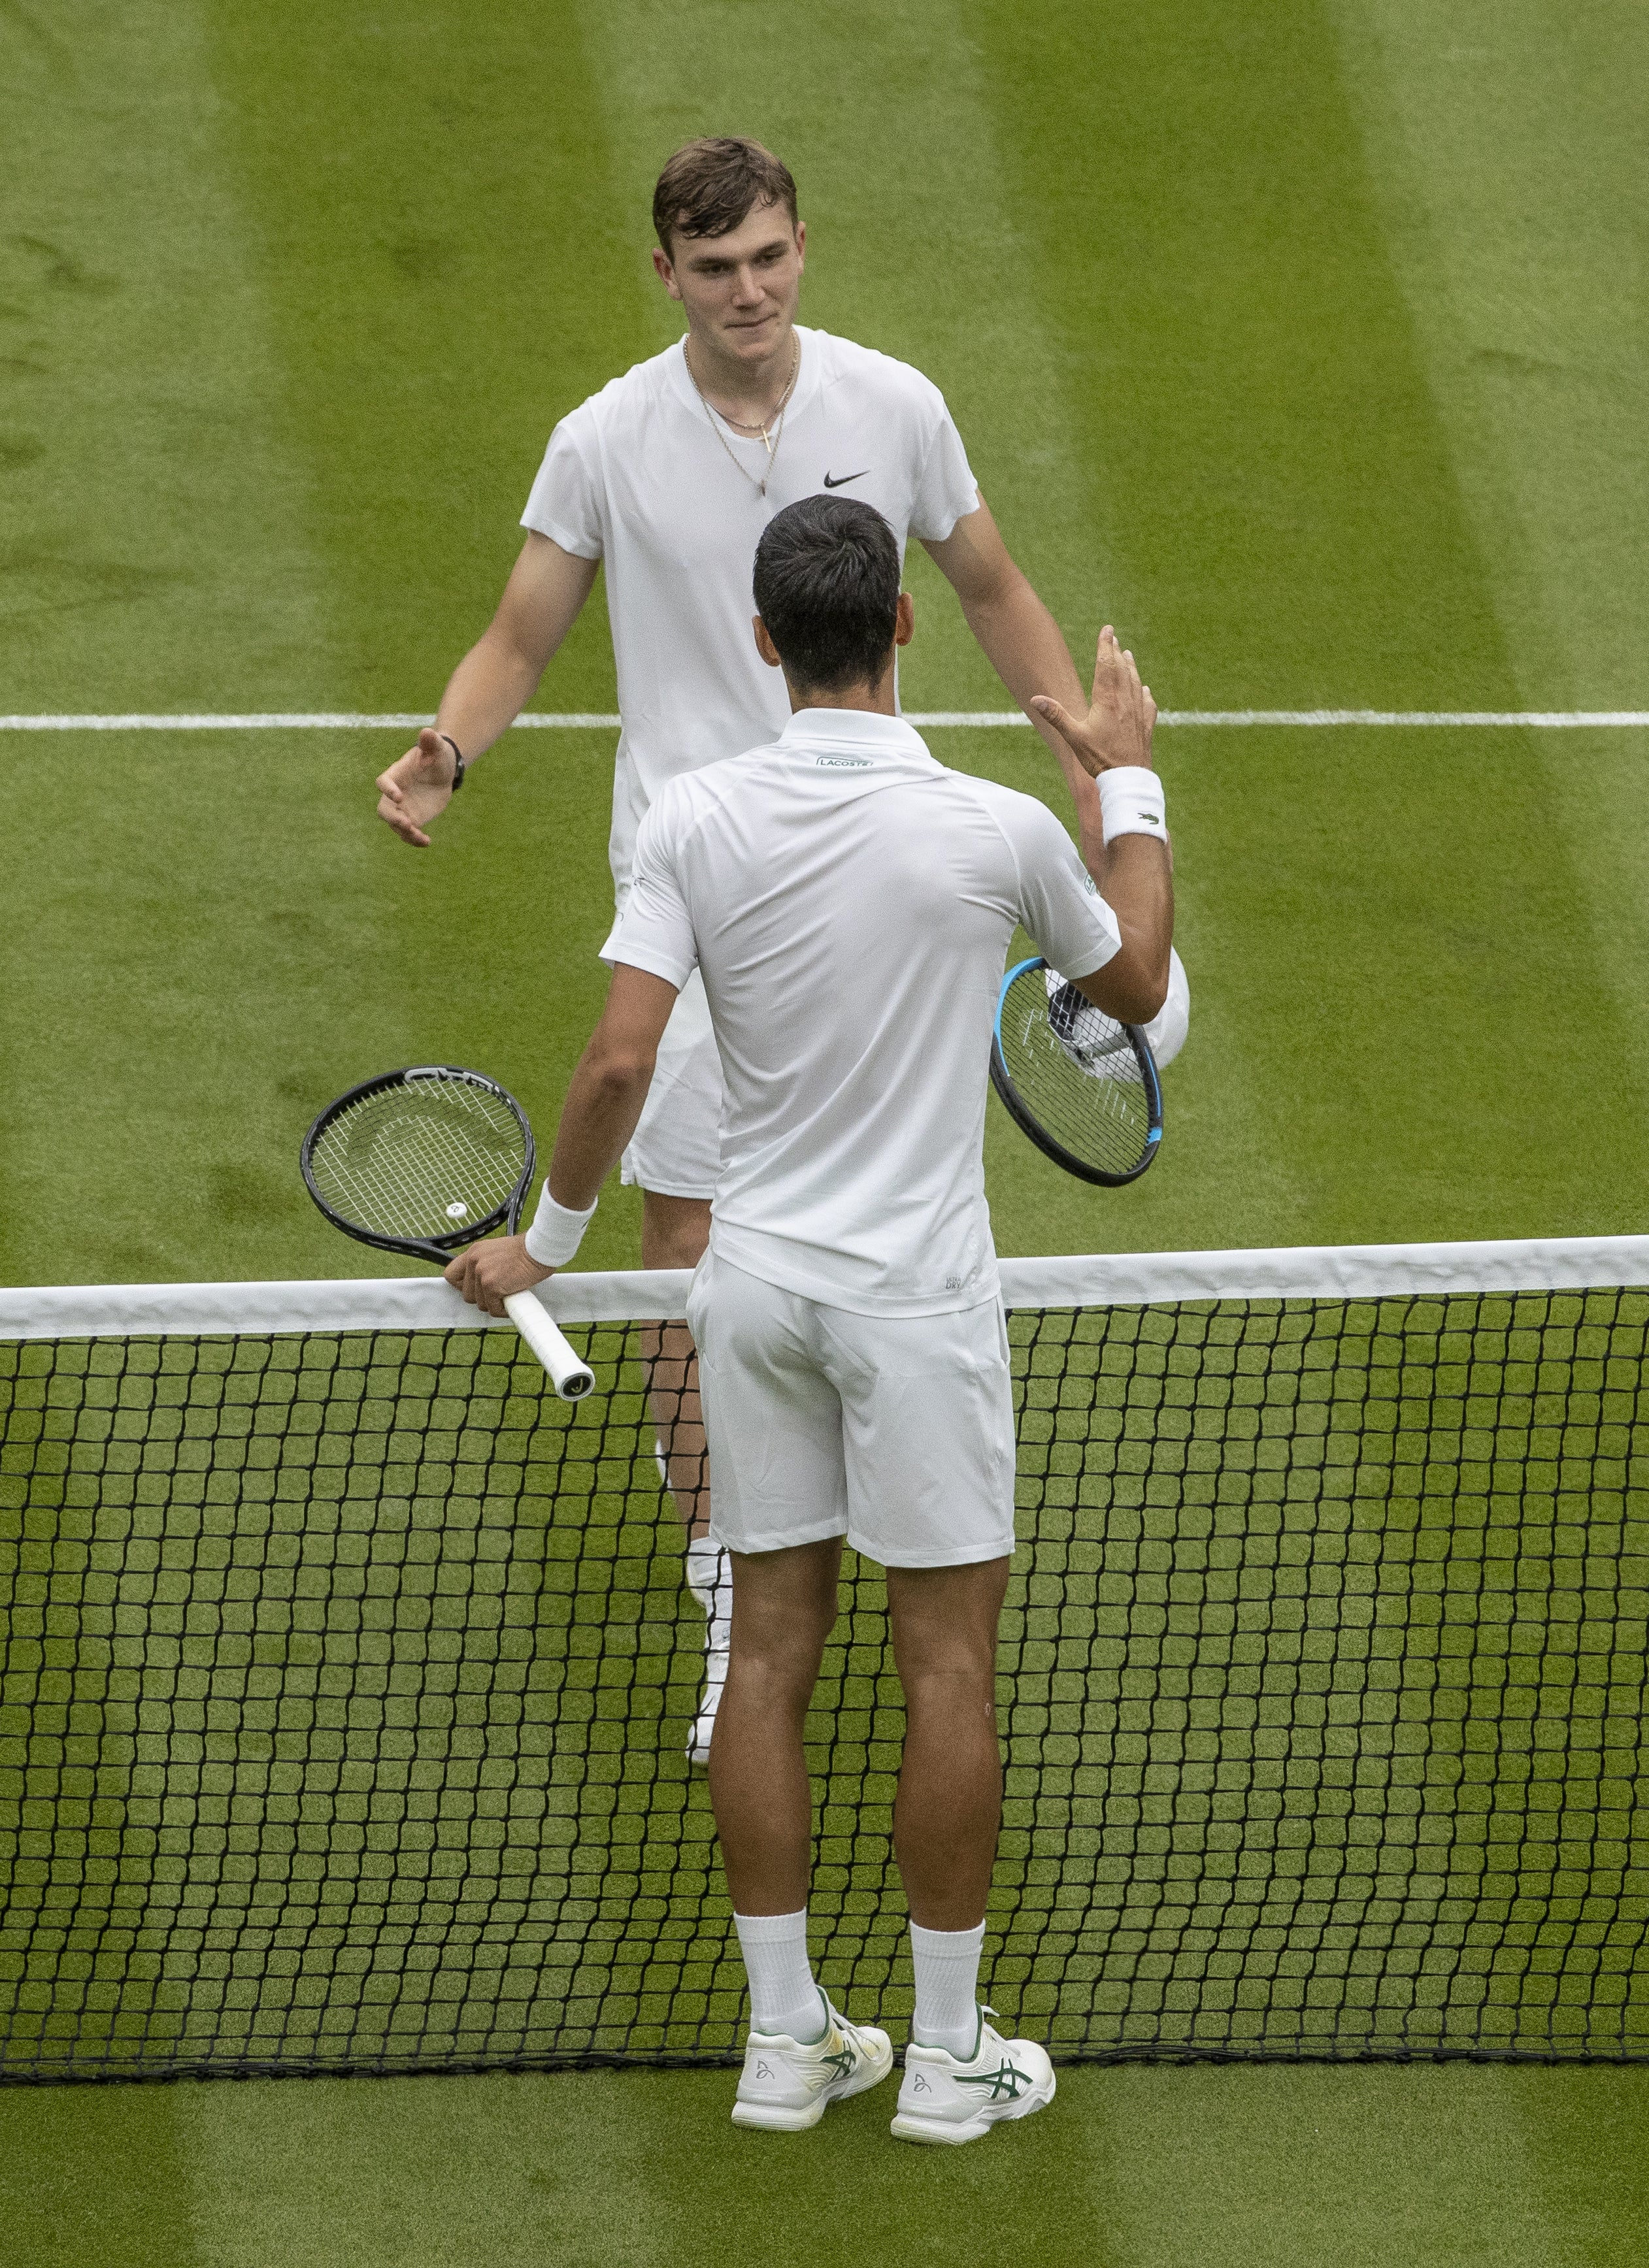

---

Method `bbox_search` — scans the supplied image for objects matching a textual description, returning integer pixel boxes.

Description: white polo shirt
[521,327,979,898]
[605,710,1122,1316]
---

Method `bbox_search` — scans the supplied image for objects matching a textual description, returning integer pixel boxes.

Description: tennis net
[3,1239,1647,2082]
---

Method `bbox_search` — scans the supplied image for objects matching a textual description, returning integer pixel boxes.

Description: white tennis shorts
[622,968,723,1200]
[685,1251,1018,1569]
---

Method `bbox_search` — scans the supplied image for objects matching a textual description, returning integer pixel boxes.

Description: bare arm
[540,965,680,1209]
[1033,627,1174,1025]
[1077,833,1174,1024]
[443,964,678,1313]
[922,495,1104,858]
[376,532,601,847]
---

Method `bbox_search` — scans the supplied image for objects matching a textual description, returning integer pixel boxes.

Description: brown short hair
[652,137,798,254]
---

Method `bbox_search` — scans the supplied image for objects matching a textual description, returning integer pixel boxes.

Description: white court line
[1,710,1647,731]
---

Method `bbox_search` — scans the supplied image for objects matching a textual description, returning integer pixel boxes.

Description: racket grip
[504,1290,596,1402]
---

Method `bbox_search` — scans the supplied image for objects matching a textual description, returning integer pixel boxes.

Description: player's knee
[730,1575,838,1681]
[734,1588,837,1659]
[899,1655,997,1718]
[725,1628,827,1722]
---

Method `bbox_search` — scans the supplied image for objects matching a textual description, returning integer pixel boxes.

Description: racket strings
[998,968,1154,1178]
[310,1081,527,1242]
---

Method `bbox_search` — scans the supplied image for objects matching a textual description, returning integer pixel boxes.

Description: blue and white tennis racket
[990,957,1163,1186]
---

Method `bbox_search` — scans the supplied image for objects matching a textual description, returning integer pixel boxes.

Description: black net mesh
[3,1284,1647,2082]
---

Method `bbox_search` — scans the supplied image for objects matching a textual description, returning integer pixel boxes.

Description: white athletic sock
[685,1540,731,1626]
[735,1909,826,2043]
[910,1920,985,2058]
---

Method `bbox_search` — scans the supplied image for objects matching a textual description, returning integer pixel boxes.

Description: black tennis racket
[990,957,1163,1187]
[300,1065,595,1399]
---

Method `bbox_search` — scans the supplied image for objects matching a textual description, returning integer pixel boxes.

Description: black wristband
[437,732,466,791]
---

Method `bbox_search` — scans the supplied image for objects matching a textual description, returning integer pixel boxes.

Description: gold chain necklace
[684,333,801,499]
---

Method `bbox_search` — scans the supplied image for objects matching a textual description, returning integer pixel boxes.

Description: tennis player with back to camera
[375,135,1190,1765]
[446,496,1173,2143]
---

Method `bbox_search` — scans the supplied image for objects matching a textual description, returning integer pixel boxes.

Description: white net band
[2,1232,1647,1340]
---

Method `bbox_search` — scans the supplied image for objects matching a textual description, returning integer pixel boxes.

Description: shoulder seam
[947,771,1033,898]
[814,330,944,401]
[652,753,775,857]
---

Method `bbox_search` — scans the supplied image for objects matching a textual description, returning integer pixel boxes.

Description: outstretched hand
[376,728,461,849]
[1031,627,1156,778]
[444,1234,554,1319]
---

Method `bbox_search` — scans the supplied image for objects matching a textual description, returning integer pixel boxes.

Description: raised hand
[376,727,461,848]
[1031,627,1157,778]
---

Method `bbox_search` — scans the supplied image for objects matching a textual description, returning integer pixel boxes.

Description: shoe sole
[731,2094,829,2131]
[890,2067,1056,2146]
[732,2043,895,2131]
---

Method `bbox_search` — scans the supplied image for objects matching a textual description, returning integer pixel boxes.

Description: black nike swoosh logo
[822,470,869,489]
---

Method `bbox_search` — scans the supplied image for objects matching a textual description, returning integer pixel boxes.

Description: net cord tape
[3,1234,1648,1341]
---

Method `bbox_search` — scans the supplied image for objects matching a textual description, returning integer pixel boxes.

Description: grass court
[2,1,1647,2260]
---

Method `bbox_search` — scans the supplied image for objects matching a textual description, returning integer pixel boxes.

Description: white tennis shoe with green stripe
[731,2001,894,2131]
[891,2011,1056,2145]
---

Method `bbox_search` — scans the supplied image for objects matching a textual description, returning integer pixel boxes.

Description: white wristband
[1097,766,1167,843]
[524,1183,598,1268]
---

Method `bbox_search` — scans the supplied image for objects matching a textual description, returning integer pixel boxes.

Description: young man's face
[653,201,805,366]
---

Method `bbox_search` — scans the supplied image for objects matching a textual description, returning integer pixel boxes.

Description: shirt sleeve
[999,795,1123,981]
[601,798,698,989]
[520,405,605,559]
[908,390,980,543]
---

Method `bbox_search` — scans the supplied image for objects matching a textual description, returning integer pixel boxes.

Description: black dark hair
[752,495,901,694]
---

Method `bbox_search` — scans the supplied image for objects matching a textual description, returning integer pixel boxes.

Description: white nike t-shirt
[521,327,979,899]
[605,710,1123,1316]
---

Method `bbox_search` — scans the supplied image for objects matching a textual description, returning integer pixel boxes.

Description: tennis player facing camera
[375,134,1189,1765]
[446,495,1173,2145]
